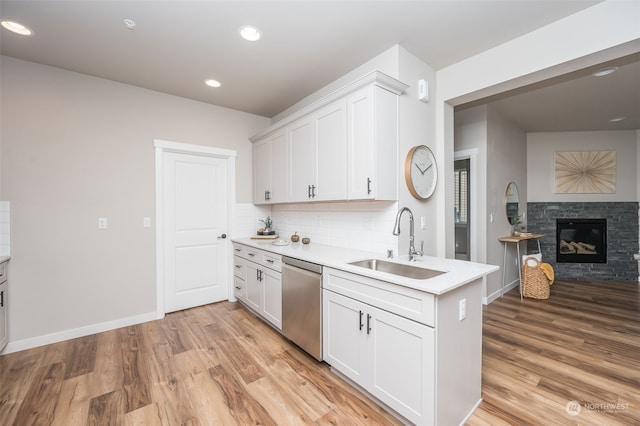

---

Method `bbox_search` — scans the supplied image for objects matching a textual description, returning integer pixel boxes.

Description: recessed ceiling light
[123,18,136,30]
[592,67,618,77]
[608,116,625,122]
[239,25,261,41]
[1,20,33,36]
[205,79,221,88]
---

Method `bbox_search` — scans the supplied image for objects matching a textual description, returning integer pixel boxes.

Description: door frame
[154,139,236,319]
[453,148,478,262]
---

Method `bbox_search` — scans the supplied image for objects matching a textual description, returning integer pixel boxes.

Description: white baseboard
[460,398,483,426]
[483,280,519,304]
[2,311,158,355]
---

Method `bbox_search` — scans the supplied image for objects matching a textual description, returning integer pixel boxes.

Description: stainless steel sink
[348,259,445,280]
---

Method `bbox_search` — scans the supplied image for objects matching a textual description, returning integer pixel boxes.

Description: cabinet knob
[217,233,227,239]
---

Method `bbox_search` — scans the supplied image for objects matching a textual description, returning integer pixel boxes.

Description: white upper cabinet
[288,116,315,202]
[253,128,288,204]
[253,138,271,204]
[347,85,398,200]
[270,130,288,204]
[313,98,348,201]
[251,71,407,205]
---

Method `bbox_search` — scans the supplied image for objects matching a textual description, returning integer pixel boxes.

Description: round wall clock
[405,145,437,200]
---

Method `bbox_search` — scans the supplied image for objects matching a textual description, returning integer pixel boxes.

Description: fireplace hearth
[556,218,607,263]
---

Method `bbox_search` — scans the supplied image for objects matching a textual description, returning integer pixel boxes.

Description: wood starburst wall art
[554,151,616,193]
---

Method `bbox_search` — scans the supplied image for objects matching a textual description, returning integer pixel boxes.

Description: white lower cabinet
[324,289,434,425]
[323,266,482,426]
[233,244,282,330]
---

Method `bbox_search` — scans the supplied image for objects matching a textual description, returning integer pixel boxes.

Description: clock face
[405,145,437,199]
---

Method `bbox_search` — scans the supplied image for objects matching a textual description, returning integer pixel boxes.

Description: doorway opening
[454,158,470,261]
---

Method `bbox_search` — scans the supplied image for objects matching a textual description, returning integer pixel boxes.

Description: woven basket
[521,257,550,300]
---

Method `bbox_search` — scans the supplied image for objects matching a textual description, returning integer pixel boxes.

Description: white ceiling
[1,0,637,131]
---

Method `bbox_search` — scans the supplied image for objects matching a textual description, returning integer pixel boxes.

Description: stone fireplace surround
[526,202,639,281]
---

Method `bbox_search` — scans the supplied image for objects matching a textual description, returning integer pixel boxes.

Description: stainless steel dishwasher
[282,256,323,361]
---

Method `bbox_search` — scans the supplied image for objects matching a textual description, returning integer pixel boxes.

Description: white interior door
[163,151,229,312]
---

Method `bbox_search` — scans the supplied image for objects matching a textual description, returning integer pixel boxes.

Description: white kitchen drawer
[0,262,7,284]
[234,276,246,302]
[234,243,282,272]
[262,252,281,272]
[244,247,261,262]
[323,267,435,327]
[233,256,246,280]
[232,243,247,259]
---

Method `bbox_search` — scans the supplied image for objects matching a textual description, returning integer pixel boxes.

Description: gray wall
[454,105,527,301]
[527,131,638,202]
[0,57,269,347]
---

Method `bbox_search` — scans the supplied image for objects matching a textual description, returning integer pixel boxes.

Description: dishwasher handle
[282,256,323,274]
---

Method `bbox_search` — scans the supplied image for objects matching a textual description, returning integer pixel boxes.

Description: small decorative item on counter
[302,237,310,244]
[511,214,525,236]
[290,232,300,242]
[258,216,275,235]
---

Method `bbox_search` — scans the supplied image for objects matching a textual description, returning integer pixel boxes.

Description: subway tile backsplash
[0,201,10,256]
[233,201,399,254]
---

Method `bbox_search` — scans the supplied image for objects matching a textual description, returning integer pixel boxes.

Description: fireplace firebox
[556,218,607,263]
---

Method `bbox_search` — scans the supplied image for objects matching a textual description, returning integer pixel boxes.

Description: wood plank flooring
[467,279,640,426]
[1,278,638,425]
[0,301,401,425]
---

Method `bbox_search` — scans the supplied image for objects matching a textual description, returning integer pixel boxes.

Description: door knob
[218,233,227,239]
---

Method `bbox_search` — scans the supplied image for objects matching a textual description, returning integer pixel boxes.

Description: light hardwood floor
[1,279,638,425]
[468,278,640,426]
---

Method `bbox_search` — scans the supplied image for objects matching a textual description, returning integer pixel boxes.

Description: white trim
[249,70,408,142]
[154,139,237,319]
[454,148,478,263]
[483,279,518,305]
[153,139,237,158]
[2,311,157,354]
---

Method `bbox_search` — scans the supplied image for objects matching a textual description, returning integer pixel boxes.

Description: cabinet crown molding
[250,70,408,142]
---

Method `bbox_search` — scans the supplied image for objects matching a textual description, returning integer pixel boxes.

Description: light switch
[143,217,151,228]
[98,217,108,229]
[459,298,466,321]
[420,216,426,229]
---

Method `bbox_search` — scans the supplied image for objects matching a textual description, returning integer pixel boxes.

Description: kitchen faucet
[393,207,422,261]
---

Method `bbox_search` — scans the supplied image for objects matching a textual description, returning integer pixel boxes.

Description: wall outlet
[420,216,426,229]
[459,298,466,321]
[98,217,108,229]
[143,217,151,228]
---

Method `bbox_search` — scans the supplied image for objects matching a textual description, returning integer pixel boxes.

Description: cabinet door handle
[259,270,263,281]
[311,185,316,198]
[248,252,255,257]
[0,290,3,307]
[235,286,242,290]
[367,314,372,334]
[265,190,270,201]
[235,264,241,269]
[359,310,363,331]
[266,259,274,263]
[367,178,372,195]
[308,185,312,198]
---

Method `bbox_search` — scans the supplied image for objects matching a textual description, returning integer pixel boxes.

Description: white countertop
[232,238,499,295]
